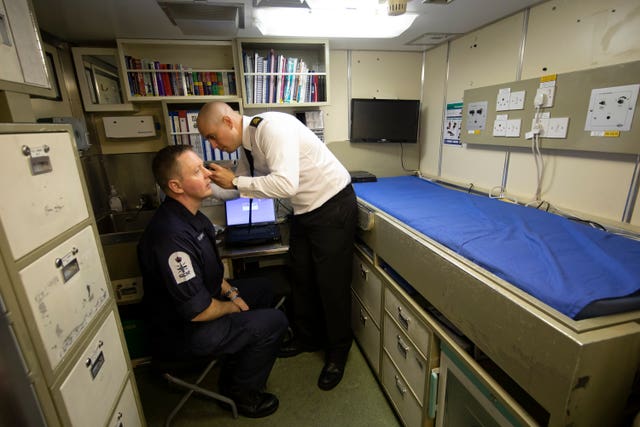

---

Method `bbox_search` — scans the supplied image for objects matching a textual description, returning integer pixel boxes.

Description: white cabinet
[0,124,145,426]
[0,0,50,96]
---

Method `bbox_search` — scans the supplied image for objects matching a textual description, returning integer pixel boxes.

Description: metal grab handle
[396,335,409,358]
[397,306,410,329]
[394,375,407,395]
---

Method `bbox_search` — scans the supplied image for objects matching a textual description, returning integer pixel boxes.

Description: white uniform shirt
[235,112,351,215]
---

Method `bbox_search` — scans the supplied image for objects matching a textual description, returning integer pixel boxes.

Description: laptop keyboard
[226,224,280,246]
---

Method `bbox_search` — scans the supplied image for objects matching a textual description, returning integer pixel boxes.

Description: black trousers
[188,277,289,394]
[289,184,357,359]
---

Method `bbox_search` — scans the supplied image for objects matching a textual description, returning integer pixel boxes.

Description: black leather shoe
[317,362,345,390]
[278,339,321,358]
[228,391,279,418]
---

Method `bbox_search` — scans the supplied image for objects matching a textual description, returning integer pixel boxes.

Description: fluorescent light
[254,7,417,38]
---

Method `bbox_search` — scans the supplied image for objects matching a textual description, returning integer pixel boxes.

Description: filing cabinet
[0,124,145,426]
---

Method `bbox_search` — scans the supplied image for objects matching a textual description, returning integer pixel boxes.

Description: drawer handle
[428,368,439,419]
[396,335,409,358]
[397,307,410,329]
[359,309,368,325]
[359,264,368,280]
[394,375,407,395]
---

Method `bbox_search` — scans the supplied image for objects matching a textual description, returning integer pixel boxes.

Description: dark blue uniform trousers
[188,277,288,394]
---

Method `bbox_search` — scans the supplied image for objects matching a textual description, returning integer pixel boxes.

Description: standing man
[197,101,357,391]
[138,145,288,418]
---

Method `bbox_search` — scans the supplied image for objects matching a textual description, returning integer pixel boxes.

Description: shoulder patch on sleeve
[250,116,263,128]
[168,251,196,284]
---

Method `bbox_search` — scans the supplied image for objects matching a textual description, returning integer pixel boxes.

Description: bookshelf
[236,38,330,108]
[117,39,239,102]
[161,99,243,164]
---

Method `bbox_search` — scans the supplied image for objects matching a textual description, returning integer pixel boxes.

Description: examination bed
[353,175,640,426]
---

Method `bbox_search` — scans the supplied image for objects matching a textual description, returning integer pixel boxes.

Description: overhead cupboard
[0,124,145,426]
[351,176,640,427]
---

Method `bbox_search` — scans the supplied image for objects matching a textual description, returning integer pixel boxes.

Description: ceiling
[32,0,544,51]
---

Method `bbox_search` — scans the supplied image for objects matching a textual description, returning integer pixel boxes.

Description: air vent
[253,0,309,7]
[157,1,245,36]
[407,33,459,46]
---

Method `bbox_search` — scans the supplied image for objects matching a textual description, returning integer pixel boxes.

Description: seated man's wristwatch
[232,176,239,189]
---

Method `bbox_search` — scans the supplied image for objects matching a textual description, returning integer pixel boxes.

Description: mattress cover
[353,176,640,319]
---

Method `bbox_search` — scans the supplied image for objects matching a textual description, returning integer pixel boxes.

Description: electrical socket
[535,86,555,107]
[509,91,526,110]
[496,89,510,111]
[466,101,488,130]
[493,119,507,136]
[585,84,639,131]
[546,117,569,138]
[505,119,521,137]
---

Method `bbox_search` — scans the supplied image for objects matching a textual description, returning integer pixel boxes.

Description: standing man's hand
[207,163,236,189]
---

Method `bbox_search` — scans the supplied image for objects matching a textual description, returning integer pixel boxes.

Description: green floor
[134,344,402,427]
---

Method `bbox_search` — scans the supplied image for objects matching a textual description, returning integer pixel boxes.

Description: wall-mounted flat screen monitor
[350,98,420,143]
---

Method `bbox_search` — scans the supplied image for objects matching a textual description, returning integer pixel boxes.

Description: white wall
[421,0,640,226]
[324,50,423,177]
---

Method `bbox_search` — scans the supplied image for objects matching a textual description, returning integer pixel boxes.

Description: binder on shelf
[186,111,204,160]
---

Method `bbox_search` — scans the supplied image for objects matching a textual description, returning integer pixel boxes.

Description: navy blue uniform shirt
[138,197,224,359]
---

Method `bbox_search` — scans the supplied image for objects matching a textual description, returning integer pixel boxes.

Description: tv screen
[350,98,420,143]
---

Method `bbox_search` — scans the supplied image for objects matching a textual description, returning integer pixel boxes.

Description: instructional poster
[443,102,463,145]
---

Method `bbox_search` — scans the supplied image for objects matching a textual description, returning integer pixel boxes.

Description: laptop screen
[225,197,277,226]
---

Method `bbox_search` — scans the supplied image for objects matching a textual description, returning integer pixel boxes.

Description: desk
[219,223,289,280]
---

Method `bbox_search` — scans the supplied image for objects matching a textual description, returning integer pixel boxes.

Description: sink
[97,210,156,244]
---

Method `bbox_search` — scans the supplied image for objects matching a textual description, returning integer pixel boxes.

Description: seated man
[138,145,288,418]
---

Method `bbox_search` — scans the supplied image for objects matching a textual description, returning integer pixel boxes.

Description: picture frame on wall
[31,46,63,101]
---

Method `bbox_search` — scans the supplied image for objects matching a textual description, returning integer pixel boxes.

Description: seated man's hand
[232,297,249,312]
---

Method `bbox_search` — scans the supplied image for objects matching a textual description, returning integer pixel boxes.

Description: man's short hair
[152,145,193,192]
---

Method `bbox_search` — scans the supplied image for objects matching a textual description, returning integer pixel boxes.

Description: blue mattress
[353,176,640,319]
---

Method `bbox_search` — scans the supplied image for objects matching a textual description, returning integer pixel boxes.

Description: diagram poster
[443,102,463,145]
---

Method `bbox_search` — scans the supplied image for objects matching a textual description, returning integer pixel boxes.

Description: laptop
[224,197,281,247]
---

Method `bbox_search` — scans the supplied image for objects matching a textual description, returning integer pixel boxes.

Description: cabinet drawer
[351,292,380,374]
[385,287,430,357]
[18,226,110,371]
[352,254,382,326]
[0,132,88,260]
[384,312,428,401]
[382,352,424,427]
[59,311,128,427]
[108,379,143,427]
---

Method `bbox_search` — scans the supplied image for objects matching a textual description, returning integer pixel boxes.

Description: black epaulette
[250,116,263,128]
